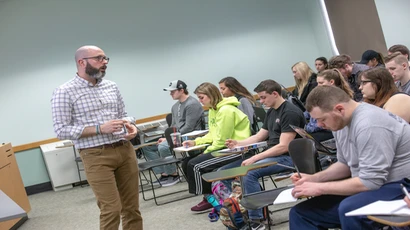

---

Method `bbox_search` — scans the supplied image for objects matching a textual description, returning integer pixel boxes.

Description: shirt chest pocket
[100,93,117,111]
[73,94,103,120]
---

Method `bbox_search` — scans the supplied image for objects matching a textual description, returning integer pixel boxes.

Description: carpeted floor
[19,177,295,230]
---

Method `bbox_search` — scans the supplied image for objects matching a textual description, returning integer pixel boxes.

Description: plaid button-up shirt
[51,75,135,149]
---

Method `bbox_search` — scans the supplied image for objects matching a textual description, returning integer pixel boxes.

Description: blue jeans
[220,154,294,220]
[142,140,176,175]
[289,178,410,230]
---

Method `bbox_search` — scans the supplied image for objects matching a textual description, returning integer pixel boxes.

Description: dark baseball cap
[163,80,187,91]
[359,50,379,64]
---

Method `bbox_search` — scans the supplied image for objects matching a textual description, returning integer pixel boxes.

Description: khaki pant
[80,141,143,230]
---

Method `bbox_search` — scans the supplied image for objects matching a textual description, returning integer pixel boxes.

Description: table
[0,190,27,222]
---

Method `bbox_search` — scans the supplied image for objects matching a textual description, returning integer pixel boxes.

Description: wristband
[96,125,100,135]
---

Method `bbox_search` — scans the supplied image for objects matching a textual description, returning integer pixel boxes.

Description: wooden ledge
[14,86,295,153]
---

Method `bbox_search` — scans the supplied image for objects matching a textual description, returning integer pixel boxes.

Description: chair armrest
[133,141,157,151]
[240,186,290,210]
[367,215,410,227]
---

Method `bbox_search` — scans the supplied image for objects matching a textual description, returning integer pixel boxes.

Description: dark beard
[85,62,105,79]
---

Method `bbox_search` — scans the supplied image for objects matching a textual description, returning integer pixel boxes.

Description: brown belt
[80,140,128,151]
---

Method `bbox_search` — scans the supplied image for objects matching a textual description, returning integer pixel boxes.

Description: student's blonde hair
[292,61,314,97]
[194,82,223,110]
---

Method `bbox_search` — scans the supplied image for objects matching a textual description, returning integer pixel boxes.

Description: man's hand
[157,138,166,144]
[290,173,315,185]
[225,139,238,149]
[123,122,137,140]
[100,120,126,134]
[405,196,410,208]
[241,155,259,166]
[291,182,324,198]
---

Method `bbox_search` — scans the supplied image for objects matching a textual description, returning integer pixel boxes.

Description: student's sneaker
[250,221,266,230]
[191,198,213,212]
[162,175,180,187]
[152,175,169,186]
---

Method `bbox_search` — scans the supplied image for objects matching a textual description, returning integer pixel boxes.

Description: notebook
[345,200,410,216]
[289,125,336,154]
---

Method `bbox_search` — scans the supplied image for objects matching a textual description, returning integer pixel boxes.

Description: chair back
[253,106,266,124]
[288,138,321,174]
[164,127,176,150]
[166,113,172,127]
[200,113,207,130]
[251,115,260,134]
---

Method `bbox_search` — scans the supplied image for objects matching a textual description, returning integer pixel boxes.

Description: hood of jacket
[216,96,240,110]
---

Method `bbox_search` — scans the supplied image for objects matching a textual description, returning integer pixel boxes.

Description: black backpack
[281,85,306,112]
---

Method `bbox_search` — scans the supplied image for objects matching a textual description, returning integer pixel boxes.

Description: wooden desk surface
[173,144,209,153]
[202,161,277,182]
[368,215,410,227]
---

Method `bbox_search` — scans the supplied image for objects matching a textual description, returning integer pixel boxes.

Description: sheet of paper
[345,200,410,216]
[273,188,298,205]
[181,130,209,137]
[173,144,209,152]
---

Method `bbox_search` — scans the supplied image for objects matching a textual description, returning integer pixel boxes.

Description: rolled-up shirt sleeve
[51,88,84,140]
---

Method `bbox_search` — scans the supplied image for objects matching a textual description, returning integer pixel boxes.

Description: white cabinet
[40,141,86,191]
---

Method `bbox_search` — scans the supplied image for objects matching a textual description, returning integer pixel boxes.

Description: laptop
[289,125,337,154]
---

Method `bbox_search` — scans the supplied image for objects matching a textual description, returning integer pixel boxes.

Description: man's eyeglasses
[83,55,110,63]
[360,80,372,86]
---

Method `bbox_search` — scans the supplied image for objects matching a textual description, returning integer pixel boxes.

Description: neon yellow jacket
[195,97,251,153]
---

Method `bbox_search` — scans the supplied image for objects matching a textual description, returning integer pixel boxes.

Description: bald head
[75,45,103,62]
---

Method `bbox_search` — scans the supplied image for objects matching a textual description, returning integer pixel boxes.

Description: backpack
[211,181,231,206]
[219,181,248,230]
[280,84,306,112]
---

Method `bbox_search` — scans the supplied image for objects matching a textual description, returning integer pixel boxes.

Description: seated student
[143,80,203,186]
[219,76,256,126]
[221,80,306,229]
[182,82,251,212]
[359,67,410,123]
[305,69,354,142]
[315,57,328,73]
[388,44,410,67]
[359,49,385,68]
[291,61,318,105]
[328,54,370,101]
[385,52,410,95]
[289,86,410,230]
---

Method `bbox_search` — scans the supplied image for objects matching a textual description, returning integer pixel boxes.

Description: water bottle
[206,194,220,207]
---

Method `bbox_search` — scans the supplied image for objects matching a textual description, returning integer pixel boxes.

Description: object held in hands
[113,124,127,135]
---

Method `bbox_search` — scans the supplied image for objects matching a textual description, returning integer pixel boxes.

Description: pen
[401,184,410,199]
[295,164,302,179]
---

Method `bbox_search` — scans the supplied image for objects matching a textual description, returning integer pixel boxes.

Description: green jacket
[195,97,251,153]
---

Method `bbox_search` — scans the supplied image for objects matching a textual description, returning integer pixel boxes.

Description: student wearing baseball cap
[359,49,385,68]
[142,80,204,187]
